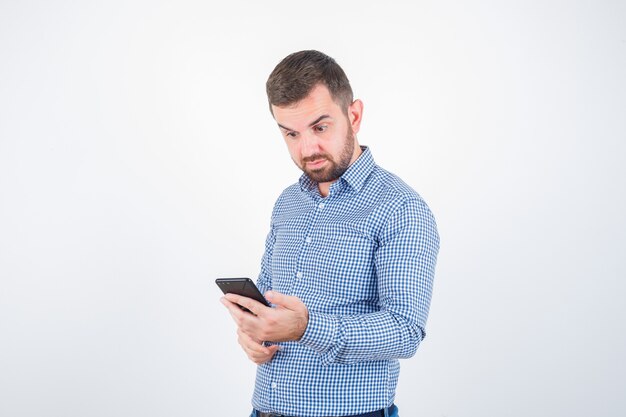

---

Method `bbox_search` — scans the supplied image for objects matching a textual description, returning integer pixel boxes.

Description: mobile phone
[215,277,271,313]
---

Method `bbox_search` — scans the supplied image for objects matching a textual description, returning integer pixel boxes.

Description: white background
[1,1,625,416]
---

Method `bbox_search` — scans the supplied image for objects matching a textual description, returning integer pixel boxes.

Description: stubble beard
[301,126,355,184]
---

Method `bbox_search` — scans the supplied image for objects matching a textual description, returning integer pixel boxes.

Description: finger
[220,298,246,322]
[238,330,269,354]
[265,290,301,310]
[224,293,268,316]
[237,330,279,364]
[223,299,262,335]
[260,345,280,364]
[266,344,281,355]
[238,328,262,344]
[249,344,280,365]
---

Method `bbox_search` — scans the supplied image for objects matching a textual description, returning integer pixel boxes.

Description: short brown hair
[266,50,354,115]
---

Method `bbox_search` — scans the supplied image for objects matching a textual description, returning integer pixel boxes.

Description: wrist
[296,308,309,340]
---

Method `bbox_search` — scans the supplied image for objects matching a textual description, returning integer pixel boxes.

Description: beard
[300,126,355,183]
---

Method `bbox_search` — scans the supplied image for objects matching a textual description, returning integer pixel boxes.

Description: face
[272,84,363,186]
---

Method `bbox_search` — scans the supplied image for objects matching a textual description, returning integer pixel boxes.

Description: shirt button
[318,202,325,209]
[271,382,277,389]
[296,272,303,279]
[305,237,312,243]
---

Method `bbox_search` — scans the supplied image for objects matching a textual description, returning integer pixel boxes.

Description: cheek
[325,134,343,154]
[284,141,301,160]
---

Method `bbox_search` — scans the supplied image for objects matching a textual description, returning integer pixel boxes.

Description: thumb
[265,291,300,310]
[267,344,281,353]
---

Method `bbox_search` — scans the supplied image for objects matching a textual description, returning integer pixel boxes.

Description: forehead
[272,84,342,127]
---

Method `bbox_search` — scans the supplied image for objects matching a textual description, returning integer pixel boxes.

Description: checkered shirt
[253,147,439,417]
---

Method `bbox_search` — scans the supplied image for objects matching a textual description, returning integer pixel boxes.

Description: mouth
[305,158,327,169]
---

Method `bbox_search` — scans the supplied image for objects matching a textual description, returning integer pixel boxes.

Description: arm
[298,197,439,365]
[256,224,275,295]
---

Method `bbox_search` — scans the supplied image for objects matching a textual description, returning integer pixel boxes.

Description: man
[221,50,439,417]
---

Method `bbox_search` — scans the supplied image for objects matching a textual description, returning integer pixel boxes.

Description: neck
[318,182,330,198]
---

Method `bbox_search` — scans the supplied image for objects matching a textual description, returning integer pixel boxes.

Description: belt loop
[383,406,389,417]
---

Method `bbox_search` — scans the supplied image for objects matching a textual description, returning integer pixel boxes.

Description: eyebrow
[277,114,331,132]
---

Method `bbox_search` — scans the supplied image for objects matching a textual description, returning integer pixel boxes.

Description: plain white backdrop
[1,0,625,416]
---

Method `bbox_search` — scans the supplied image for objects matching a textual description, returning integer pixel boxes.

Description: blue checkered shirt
[253,147,439,417]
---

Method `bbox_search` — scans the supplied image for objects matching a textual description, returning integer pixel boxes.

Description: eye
[314,124,328,133]
[285,131,298,138]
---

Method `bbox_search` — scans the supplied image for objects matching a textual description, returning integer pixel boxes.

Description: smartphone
[215,277,271,313]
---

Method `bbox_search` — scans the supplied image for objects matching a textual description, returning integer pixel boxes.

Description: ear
[348,99,364,134]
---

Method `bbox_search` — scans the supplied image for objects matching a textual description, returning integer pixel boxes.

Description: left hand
[236,328,280,365]
[220,290,309,343]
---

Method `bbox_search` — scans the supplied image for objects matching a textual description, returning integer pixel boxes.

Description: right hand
[237,328,280,365]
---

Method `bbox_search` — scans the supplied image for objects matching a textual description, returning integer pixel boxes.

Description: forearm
[299,309,424,365]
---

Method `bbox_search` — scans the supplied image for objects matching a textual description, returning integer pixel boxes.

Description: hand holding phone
[218,279,310,344]
[215,277,270,313]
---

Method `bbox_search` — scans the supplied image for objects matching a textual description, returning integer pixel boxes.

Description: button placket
[292,199,326,290]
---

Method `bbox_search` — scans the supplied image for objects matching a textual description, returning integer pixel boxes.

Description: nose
[300,131,320,158]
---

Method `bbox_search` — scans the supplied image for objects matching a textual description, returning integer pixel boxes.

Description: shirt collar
[299,146,375,196]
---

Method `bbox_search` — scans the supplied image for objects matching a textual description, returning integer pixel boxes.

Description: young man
[221,50,439,417]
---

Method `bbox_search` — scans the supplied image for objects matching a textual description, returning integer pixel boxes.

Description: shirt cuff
[298,311,339,355]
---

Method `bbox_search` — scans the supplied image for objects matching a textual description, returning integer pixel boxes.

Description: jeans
[250,404,399,417]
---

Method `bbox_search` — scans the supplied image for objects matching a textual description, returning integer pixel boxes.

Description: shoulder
[363,165,438,238]
[366,165,431,211]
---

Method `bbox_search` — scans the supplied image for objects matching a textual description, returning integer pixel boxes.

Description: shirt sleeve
[256,223,276,295]
[298,197,439,365]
